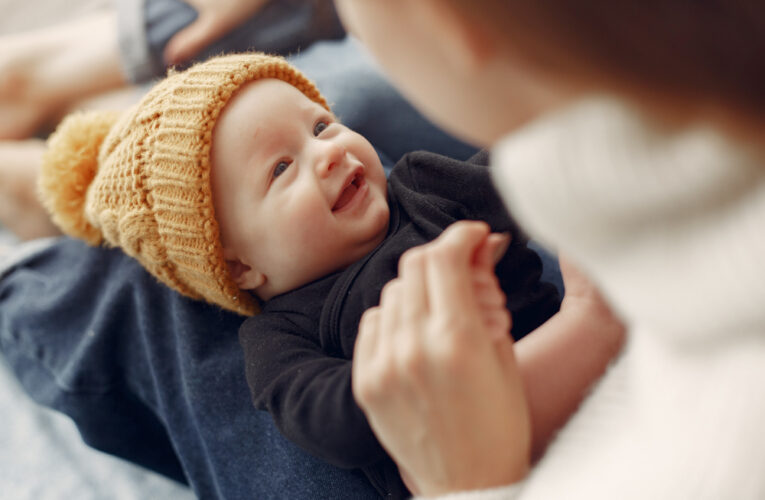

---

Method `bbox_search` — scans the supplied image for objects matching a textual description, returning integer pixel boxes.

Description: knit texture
[39,53,329,316]
[474,97,765,500]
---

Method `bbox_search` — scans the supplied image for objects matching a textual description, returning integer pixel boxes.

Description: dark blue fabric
[0,240,378,499]
[144,0,345,79]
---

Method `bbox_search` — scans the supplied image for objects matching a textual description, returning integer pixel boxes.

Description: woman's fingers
[399,246,429,324]
[163,0,269,65]
[378,279,403,347]
[354,308,381,369]
[353,307,382,403]
[474,232,511,271]
[352,220,532,496]
[425,221,489,320]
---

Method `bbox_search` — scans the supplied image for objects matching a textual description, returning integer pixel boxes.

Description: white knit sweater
[422,97,765,500]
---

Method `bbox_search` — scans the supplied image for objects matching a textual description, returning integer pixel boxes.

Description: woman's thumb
[474,232,511,270]
[163,15,220,66]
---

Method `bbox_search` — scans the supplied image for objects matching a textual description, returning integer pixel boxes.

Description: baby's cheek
[288,205,334,253]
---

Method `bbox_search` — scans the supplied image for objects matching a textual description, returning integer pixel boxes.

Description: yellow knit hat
[38,53,329,316]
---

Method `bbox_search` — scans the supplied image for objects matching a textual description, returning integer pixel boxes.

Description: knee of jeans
[0,324,116,395]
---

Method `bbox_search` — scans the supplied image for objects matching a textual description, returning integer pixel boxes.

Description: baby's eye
[273,160,291,179]
[313,119,330,136]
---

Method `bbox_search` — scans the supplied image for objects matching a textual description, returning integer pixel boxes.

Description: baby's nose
[316,141,346,177]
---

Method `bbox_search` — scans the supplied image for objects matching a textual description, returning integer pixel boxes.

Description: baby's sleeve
[238,314,387,468]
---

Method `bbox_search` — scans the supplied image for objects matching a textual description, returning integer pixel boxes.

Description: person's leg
[0,140,60,240]
[131,0,345,82]
[0,238,379,499]
[0,0,342,140]
[0,11,126,139]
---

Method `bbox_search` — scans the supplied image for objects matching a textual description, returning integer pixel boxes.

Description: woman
[340,0,765,498]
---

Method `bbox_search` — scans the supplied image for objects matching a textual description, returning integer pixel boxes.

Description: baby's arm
[239,317,387,468]
[514,254,625,459]
[470,233,624,459]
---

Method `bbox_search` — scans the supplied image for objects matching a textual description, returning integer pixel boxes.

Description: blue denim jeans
[119,0,345,84]
[0,240,379,499]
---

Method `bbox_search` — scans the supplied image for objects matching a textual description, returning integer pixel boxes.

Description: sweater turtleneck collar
[491,96,765,343]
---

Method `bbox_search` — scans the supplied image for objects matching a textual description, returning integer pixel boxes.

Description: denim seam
[1,333,117,394]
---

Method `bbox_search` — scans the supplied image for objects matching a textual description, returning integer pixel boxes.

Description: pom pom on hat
[37,53,329,316]
[39,111,119,245]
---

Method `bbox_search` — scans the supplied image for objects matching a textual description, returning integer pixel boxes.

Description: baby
[39,53,559,499]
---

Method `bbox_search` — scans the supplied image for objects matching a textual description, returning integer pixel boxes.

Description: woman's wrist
[415,481,525,500]
[416,447,529,497]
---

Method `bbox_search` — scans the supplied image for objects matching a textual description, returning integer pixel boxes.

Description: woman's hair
[447,0,764,127]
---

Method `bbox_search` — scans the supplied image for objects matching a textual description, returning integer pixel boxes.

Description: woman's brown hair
[448,1,764,128]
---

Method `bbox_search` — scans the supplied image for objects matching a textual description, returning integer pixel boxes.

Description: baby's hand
[471,232,512,341]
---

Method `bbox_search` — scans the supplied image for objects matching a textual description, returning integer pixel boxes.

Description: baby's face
[211,78,389,300]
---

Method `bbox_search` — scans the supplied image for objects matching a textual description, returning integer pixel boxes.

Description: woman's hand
[353,221,530,497]
[163,0,269,65]
[471,231,513,341]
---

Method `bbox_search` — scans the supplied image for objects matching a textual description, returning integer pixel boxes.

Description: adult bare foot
[0,139,61,240]
[0,11,125,140]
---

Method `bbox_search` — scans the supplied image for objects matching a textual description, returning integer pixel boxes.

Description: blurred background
[1,4,193,499]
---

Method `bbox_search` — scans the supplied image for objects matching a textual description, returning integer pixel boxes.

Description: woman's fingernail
[491,233,511,264]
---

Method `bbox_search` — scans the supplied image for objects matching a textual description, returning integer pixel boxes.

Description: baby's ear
[223,248,266,290]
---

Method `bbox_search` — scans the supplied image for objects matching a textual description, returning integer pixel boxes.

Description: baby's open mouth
[333,173,365,212]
